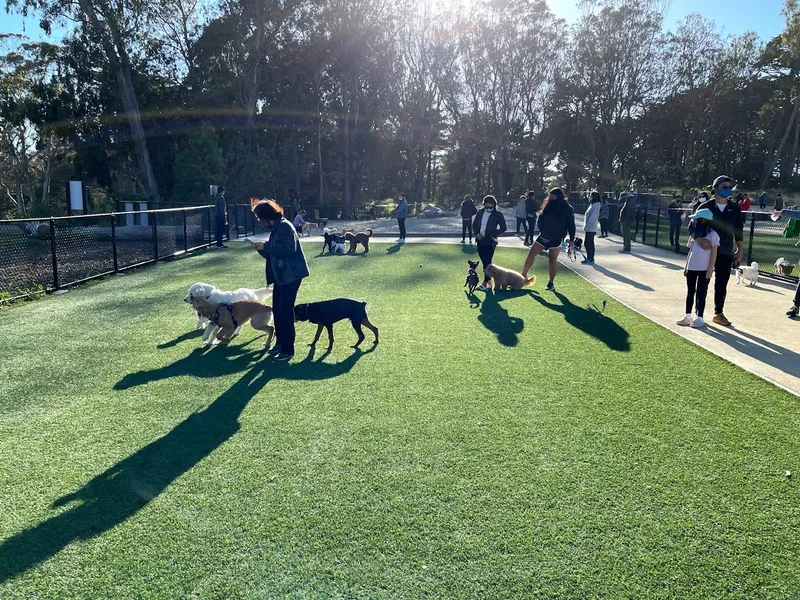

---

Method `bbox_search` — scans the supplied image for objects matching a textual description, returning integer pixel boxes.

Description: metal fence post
[49,218,59,290]
[641,207,648,245]
[207,207,212,245]
[152,211,159,260]
[183,211,188,252]
[634,207,640,240]
[654,208,661,247]
[111,215,118,273]
[747,212,756,265]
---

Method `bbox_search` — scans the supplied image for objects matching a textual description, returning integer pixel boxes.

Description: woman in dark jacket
[460,194,477,243]
[472,195,507,291]
[521,187,575,292]
[250,200,310,362]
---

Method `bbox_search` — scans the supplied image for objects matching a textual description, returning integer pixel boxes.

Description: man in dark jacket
[460,194,477,243]
[214,186,228,248]
[524,191,539,246]
[619,193,635,252]
[695,175,744,327]
[668,195,682,251]
[472,195,507,291]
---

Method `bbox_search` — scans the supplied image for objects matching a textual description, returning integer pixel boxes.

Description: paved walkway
[237,226,800,396]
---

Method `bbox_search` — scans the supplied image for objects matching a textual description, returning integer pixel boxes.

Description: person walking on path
[598,196,610,238]
[759,191,767,210]
[523,191,539,246]
[251,200,309,362]
[677,208,719,329]
[515,195,528,236]
[668,196,682,252]
[776,193,784,211]
[522,187,576,292]
[619,193,635,252]
[582,191,601,264]
[460,194,477,243]
[214,186,228,248]
[473,195,507,291]
[694,175,744,327]
[396,193,408,242]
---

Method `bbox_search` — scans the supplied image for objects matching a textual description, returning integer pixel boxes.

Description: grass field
[1,243,799,599]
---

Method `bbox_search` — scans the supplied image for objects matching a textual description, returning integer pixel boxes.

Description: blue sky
[0,0,789,43]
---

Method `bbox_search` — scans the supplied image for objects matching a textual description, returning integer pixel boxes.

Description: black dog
[464,259,479,294]
[322,229,346,254]
[294,299,379,349]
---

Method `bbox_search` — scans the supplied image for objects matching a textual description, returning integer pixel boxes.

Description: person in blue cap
[677,208,719,328]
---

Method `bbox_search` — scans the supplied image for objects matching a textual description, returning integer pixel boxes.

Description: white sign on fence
[69,181,84,213]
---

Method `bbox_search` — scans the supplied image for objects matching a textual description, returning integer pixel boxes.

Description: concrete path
[237,228,800,396]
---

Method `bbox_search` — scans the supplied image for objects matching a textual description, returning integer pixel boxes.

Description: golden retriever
[190,297,275,347]
[485,263,536,290]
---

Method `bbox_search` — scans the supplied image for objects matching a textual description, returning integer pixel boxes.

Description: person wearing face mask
[250,199,310,362]
[521,187,576,292]
[694,175,744,327]
[472,195,507,291]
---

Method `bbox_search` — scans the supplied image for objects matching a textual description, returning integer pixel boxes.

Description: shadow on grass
[461,244,478,255]
[530,291,631,352]
[385,242,404,254]
[477,289,527,347]
[0,347,370,584]
[156,329,204,349]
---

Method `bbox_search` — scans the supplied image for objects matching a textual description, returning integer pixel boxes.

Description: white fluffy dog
[735,262,759,286]
[184,282,271,344]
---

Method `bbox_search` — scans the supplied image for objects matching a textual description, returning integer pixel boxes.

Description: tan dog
[302,221,317,236]
[485,263,536,290]
[345,228,374,253]
[191,297,275,347]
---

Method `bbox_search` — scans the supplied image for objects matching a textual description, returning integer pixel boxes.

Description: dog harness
[212,303,238,329]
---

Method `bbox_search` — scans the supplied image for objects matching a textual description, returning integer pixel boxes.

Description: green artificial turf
[0,243,798,599]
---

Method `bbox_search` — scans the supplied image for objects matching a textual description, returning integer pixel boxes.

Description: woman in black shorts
[521,187,576,292]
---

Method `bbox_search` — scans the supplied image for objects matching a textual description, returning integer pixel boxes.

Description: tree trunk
[317,104,324,207]
[425,147,433,203]
[243,0,265,138]
[40,133,54,211]
[761,93,800,190]
[343,83,351,215]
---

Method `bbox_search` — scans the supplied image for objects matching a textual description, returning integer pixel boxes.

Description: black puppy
[464,259,479,294]
[322,229,346,254]
[294,299,379,349]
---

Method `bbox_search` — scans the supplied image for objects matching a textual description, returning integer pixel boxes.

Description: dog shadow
[477,289,528,347]
[156,329,204,349]
[465,290,481,307]
[0,348,368,584]
[530,291,631,352]
[385,242,403,254]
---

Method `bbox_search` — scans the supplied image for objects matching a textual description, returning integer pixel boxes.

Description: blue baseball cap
[689,208,714,221]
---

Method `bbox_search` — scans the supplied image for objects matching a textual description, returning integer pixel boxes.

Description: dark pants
[599,218,609,236]
[462,219,472,241]
[621,222,632,250]
[524,216,537,244]
[669,224,681,249]
[685,271,710,317]
[714,254,734,315]
[214,215,226,247]
[398,218,406,239]
[585,232,596,261]
[477,243,495,283]
[516,217,527,235]
[795,280,800,307]
[273,279,301,355]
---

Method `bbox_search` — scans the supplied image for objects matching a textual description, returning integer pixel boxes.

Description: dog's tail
[524,275,536,287]
[345,231,354,240]
[366,228,374,237]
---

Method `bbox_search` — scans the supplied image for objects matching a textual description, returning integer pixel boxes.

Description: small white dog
[735,262,759,286]
[184,282,272,344]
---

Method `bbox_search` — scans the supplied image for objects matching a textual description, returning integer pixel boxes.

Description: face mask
[717,188,733,199]
[484,206,494,212]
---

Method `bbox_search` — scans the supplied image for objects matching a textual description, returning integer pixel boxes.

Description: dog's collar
[212,303,238,329]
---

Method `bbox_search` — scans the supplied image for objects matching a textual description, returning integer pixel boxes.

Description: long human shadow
[591,263,655,292]
[477,289,527,347]
[156,329,204,349]
[530,291,631,351]
[626,252,684,271]
[702,326,800,379]
[0,348,369,583]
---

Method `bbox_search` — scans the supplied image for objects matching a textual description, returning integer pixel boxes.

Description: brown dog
[485,263,536,291]
[191,297,275,347]
[345,228,374,253]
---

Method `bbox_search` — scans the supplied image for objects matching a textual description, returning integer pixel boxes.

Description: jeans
[516,217,528,235]
[585,232,596,261]
[621,222,632,250]
[685,270,710,317]
[398,218,406,239]
[214,215,226,247]
[477,243,495,283]
[599,218,609,237]
[795,279,800,307]
[714,254,734,315]
[462,219,472,241]
[273,278,301,355]
[524,216,537,244]
[669,224,681,249]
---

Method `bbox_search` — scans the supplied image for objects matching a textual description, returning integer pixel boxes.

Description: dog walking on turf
[345,228,374,253]
[485,263,536,291]
[464,260,479,294]
[294,298,379,349]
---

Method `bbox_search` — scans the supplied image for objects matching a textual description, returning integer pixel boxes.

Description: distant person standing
[396,193,408,242]
[619,193,635,252]
[292,196,301,219]
[668,196,682,252]
[598,195,610,238]
[776,193,784,211]
[523,191,539,246]
[582,191,601,264]
[460,194,477,244]
[759,191,767,210]
[473,195,507,291]
[214,185,228,248]
[293,209,306,234]
[677,208,719,329]
[515,195,528,236]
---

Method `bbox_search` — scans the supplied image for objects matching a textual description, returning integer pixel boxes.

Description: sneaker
[787,305,799,317]
[461,239,465,244]
[273,353,293,362]
[523,241,532,247]
[690,317,705,328]
[712,314,732,327]
[476,284,489,292]
[581,259,594,265]
[676,316,693,326]
[267,344,283,354]
[545,282,555,292]
[619,249,631,253]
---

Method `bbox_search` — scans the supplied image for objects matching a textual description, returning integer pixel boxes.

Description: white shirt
[480,210,491,236]
[583,203,600,233]
[715,202,728,214]
[686,230,720,271]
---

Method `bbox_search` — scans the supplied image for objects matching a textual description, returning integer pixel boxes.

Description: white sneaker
[690,317,705,328]
[676,316,693,326]
[476,284,489,292]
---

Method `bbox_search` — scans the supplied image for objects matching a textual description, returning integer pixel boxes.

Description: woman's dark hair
[217,185,225,193]
[540,187,565,213]
[252,199,284,222]
[483,195,497,206]
[590,190,601,203]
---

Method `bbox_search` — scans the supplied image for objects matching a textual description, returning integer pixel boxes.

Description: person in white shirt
[677,208,719,328]
[582,191,601,264]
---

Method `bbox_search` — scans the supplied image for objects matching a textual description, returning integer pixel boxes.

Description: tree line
[1,0,799,218]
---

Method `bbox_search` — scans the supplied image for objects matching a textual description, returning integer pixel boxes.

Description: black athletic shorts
[535,235,563,251]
